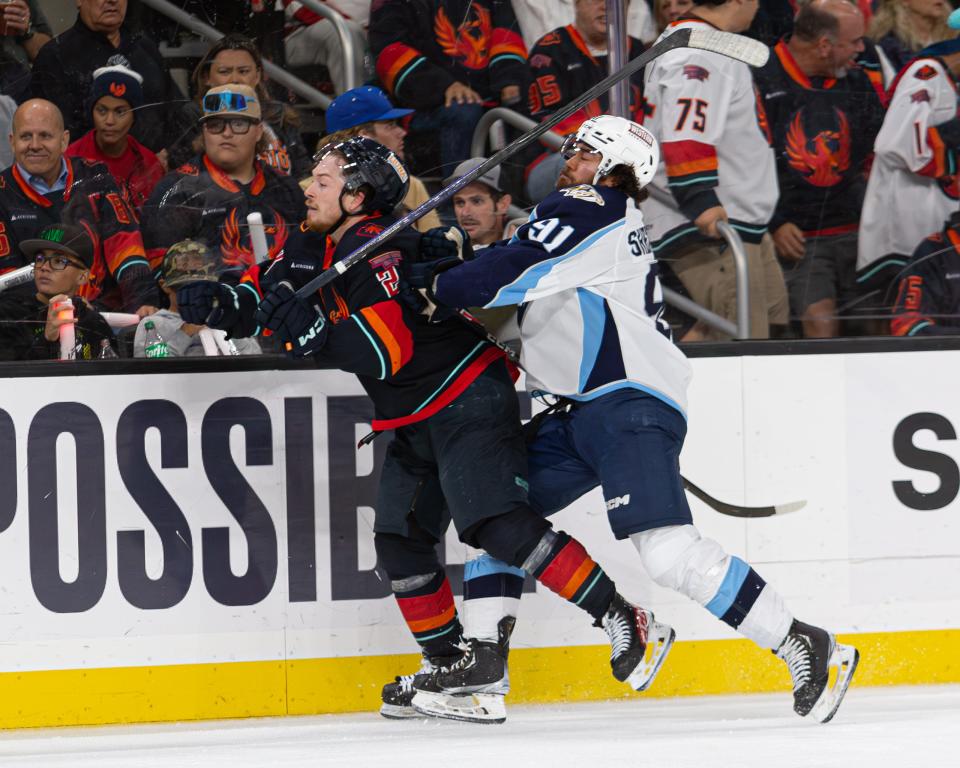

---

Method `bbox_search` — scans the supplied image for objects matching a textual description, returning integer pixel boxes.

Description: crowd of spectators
[2,0,960,361]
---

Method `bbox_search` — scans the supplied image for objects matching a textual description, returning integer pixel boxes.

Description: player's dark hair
[793,4,841,43]
[604,165,647,205]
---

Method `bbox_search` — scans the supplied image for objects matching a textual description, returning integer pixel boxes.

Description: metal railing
[294,0,360,92]
[140,0,333,108]
[606,0,631,118]
[470,109,750,338]
[645,185,751,339]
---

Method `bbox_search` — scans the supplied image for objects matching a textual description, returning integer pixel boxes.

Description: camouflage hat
[161,240,219,288]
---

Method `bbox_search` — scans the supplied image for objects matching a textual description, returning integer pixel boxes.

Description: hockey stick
[681,476,806,518]
[295,27,769,299]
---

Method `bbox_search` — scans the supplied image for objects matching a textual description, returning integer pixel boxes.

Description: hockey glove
[420,225,474,262]
[255,282,328,355]
[176,281,240,329]
[401,257,461,324]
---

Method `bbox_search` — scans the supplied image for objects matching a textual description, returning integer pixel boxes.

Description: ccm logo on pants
[606,494,631,511]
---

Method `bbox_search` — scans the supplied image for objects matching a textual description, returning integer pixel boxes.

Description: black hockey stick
[295,27,769,299]
[682,477,806,518]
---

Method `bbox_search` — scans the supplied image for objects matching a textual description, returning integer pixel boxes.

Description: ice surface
[0,685,956,768]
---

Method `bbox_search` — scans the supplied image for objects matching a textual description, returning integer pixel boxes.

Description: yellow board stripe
[1,629,958,729]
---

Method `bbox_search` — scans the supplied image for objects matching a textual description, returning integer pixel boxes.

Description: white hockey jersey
[432,185,693,416]
[641,18,778,255]
[858,57,960,273]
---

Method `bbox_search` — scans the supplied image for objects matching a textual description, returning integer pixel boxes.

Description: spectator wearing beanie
[65,64,165,213]
[319,86,441,232]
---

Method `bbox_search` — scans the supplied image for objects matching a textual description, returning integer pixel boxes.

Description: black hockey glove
[176,281,240,329]
[420,225,474,262]
[401,256,461,324]
[255,283,328,356]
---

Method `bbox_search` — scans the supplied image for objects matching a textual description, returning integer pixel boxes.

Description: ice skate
[775,619,859,723]
[601,593,675,692]
[411,617,515,724]
[379,651,461,719]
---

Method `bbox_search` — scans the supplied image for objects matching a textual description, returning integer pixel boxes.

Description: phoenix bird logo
[683,65,710,81]
[220,208,289,268]
[109,82,127,97]
[785,108,850,187]
[435,6,492,70]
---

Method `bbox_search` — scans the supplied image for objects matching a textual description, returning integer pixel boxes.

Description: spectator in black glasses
[167,34,312,180]
[140,84,306,279]
[0,222,114,360]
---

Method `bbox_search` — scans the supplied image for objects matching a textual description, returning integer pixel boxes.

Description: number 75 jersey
[641,18,778,257]
[432,184,692,416]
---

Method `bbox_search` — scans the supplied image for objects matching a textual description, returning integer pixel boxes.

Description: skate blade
[379,703,429,720]
[412,690,507,724]
[628,620,676,692]
[809,642,859,724]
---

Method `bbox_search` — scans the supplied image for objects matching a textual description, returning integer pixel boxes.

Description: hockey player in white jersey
[858,37,960,300]
[642,0,788,340]
[407,115,859,725]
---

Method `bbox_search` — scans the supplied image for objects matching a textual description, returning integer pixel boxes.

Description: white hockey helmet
[561,115,660,189]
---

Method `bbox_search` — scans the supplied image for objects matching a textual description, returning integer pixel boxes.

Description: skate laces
[778,634,812,691]
[445,640,478,673]
[603,610,634,661]
[394,655,438,692]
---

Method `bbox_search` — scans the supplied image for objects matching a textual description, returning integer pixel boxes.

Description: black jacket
[891,214,960,337]
[30,16,190,153]
[0,292,114,360]
[140,155,307,278]
[0,157,155,312]
[754,39,887,235]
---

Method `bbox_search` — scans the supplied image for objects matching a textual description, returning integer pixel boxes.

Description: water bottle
[98,338,119,359]
[143,320,170,358]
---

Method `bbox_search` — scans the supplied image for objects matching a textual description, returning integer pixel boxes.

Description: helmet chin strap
[325,188,360,237]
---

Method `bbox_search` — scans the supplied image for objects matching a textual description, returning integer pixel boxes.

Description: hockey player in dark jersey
[174,136,675,724]
[1,99,156,313]
[891,212,960,336]
[754,0,886,337]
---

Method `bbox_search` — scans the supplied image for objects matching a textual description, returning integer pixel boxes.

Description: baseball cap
[20,223,95,268]
[202,84,261,122]
[443,157,503,193]
[161,240,219,288]
[325,86,414,133]
[90,64,144,110]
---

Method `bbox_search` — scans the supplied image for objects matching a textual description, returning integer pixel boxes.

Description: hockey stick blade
[294,27,766,299]
[682,476,806,518]
[687,28,769,67]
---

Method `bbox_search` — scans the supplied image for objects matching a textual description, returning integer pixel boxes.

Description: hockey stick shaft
[295,28,768,299]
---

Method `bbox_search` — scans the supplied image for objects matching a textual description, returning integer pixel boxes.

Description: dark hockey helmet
[316,136,410,215]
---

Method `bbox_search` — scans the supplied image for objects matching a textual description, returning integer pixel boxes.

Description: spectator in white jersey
[642,0,789,341]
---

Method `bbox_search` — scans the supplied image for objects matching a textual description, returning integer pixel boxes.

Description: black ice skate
[600,593,675,692]
[775,619,859,723]
[411,617,515,724]
[379,651,461,719]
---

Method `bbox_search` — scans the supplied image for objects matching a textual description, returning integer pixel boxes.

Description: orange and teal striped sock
[394,570,463,658]
[525,531,616,621]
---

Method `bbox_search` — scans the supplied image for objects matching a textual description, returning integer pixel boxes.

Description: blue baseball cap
[325,86,414,132]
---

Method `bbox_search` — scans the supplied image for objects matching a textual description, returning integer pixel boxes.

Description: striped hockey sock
[706,557,792,650]
[522,530,616,621]
[462,549,525,643]
[393,570,463,658]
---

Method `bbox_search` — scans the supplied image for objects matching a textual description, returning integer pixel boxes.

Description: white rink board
[0,349,958,674]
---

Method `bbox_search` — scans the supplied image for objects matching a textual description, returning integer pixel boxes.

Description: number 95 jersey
[433,184,692,416]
